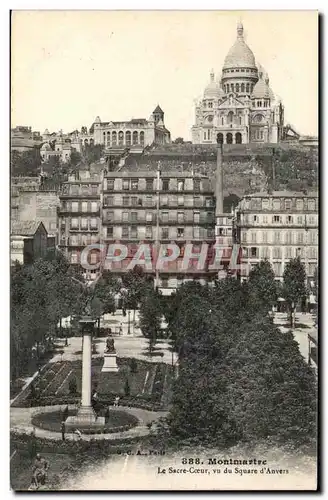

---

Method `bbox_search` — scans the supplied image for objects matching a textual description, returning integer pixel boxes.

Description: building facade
[235,191,319,283]
[102,171,216,294]
[192,23,284,145]
[58,169,102,280]
[89,106,171,147]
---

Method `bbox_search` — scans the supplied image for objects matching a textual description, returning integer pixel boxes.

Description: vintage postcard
[10,10,318,491]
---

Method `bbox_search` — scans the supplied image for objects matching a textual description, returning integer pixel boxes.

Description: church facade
[191,23,284,145]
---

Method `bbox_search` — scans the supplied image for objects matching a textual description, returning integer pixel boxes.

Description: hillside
[123,143,318,199]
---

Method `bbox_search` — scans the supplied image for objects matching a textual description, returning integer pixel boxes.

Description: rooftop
[11,221,46,236]
[246,190,319,198]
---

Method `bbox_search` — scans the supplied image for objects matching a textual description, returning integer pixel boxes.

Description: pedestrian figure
[119,323,123,335]
[114,396,120,407]
[61,421,65,441]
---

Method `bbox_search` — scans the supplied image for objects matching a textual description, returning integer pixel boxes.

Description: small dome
[223,23,257,70]
[94,116,101,123]
[204,71,221,98]
[252,75,272,99]
[43,129,49,135]
[41,142,51,151]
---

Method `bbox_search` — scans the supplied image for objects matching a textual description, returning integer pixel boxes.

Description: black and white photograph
[9,9,318,491]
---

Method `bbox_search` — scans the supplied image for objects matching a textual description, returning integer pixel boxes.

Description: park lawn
[13,358,173,409]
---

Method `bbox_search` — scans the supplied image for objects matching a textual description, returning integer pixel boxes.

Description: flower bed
[31,409,139,434]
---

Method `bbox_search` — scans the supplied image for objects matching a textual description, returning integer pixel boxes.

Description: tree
[283,257,307,328]
[248,260,278,314]
[82,144,104,165]
[164,280,317,449]
[69,148,82,167]
[10,148,41,177]
[139,289,162,355]
[121,266,153,324]
[93,270,119,334]
[173,137,184,144]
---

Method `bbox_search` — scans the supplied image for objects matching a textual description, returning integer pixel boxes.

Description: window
[262,247,269,258]
[90,253,98,265]
[308,215,316,225]
[107,211,114,222]
[126,131,131,146]
[193,227,200,239]
[253,215,258,222]
[262,215,268,224]
[71,185,79,195]
[274,231,280,243]
[105,196,114,206]
[81,185,90,195]
[107,227,113,238]
[297,232,304,244]
[118,131,124,146]
[162,179,169,191]
[122,212,129,222]
[162,196,169,207]
[90,218,97,229]
[123,197,129,207]
[133,131,138,145]
[286,215,293,224]
[273,199,281,210]
[194,196,201,207]
[177,228,184,238]
[71,252,78,264]
[250,247,258,258]
[91,202,98,212]
[208,101,213,108]
[122,227,129,238]
[178,196,184,206]
[251,232,257,243]
[162,211,169,223]
[285,247,292,259]
[107,180,114,190]
[112,131,117,146]
[130,227,137,238]
[162,227,169,239]
[297,216,303,224]
[140,131,144,146]
[262,232,268,243]
[177,212,184,224]
[123,180,130,191]
[146,212,153,223]
[91,185,98,195]
[308,199,315,211]
[205,197,213,207]
[146,226,152,239]
[146,179,153,191]
[296,199,304,210]
[285,232,293,244]
[70,218,79,229]
[178,180,184,191]
[131,212,137,222]
[194,179,200,192]
[80,218,88,229]
[72,202,79,212]
[273,247,282,259]
[145,196,152,207]
[170,195,177,206]
[246,83,250,93]
[273,215,281,223]
[131,196,138,206]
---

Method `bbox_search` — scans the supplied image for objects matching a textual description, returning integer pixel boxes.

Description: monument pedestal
[102,352,119,372]
[65,406,105,430]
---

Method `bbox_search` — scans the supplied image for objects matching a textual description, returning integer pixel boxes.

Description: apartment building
[102,170,216,294]
[235,191,319,284]
[58,169,101,280]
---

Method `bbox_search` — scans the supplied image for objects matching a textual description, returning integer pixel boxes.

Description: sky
[11,10,318,140]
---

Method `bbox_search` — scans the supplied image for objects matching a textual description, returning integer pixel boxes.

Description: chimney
[215,136,224,216]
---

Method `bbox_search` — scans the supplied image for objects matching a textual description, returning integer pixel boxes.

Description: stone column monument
[65,286,105,431]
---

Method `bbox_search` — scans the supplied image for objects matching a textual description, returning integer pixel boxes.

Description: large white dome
[223,23,257,70]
